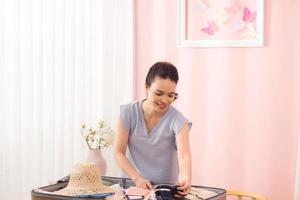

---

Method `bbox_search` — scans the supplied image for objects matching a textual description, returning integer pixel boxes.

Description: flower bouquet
[81,119,115,150]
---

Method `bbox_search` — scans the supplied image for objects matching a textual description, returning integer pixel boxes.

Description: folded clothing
[126,186,150,197]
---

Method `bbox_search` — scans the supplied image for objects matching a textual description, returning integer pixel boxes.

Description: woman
[114,62,191,196]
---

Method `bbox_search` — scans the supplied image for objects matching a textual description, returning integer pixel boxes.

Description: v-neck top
[120,100,189,184]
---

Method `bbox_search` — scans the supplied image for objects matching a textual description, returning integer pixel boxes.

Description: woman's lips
[157,103,166,110]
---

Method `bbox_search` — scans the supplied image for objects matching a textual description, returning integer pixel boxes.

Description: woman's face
[146,76,177,113]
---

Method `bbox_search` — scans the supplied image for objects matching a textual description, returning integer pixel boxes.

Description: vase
[86,149,107,175]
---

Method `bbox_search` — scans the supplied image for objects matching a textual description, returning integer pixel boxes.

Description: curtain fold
[0,0,133,199]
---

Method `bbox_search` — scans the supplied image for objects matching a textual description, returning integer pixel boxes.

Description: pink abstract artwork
[179,0,264,47]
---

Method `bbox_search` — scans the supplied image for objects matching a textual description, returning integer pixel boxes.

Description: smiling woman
[114,62,192,196]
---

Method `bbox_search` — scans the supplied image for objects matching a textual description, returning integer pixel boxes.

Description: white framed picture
[178,0,264,47]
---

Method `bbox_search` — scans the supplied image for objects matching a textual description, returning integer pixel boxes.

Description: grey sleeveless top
[120,100,190,184]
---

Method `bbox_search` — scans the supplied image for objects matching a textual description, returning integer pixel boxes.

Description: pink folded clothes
[125,186,150,197]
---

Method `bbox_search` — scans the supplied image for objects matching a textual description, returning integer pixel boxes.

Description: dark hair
[145,62,179,88]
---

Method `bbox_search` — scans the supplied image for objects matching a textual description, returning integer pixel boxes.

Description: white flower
[81,119,115,150]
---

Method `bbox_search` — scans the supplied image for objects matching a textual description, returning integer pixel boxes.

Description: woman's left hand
[176,180,191,196]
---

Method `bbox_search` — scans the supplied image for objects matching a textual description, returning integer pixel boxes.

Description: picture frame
[178,0,264,47]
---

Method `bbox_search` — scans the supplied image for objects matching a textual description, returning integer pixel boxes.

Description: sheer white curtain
[0,0,133,199]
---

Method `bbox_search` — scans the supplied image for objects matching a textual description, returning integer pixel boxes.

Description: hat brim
[54,184,116,196]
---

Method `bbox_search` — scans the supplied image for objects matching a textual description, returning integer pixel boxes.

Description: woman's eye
[168,95,174,98]
[155,93,162,96]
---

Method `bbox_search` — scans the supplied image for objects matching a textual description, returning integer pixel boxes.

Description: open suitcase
[31,176,226,200]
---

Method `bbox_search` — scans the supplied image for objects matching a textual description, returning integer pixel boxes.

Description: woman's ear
[174,93,178,100]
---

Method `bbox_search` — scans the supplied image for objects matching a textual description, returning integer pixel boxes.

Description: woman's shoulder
[121,100,139,108]
[168,105,185,118]
[168,105,191,133]
[119,101,140,130]
[120,100,140,113]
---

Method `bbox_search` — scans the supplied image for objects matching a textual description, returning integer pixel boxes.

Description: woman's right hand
[133,176,153,190]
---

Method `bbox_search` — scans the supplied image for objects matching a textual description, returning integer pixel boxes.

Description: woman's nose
[160,96,169,103]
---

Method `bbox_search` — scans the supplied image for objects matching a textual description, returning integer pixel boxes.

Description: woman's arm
[114,117,152,189]
[176,122,192,196]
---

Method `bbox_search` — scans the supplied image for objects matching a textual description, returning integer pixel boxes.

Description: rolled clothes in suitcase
[31,176,226,200]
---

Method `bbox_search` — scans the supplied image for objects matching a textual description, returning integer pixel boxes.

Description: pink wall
[134,1,300,199]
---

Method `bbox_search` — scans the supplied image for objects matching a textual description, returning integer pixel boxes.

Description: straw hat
[55,163,115,196]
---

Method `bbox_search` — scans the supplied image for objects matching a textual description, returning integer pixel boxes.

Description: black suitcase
[31,176,226,200]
